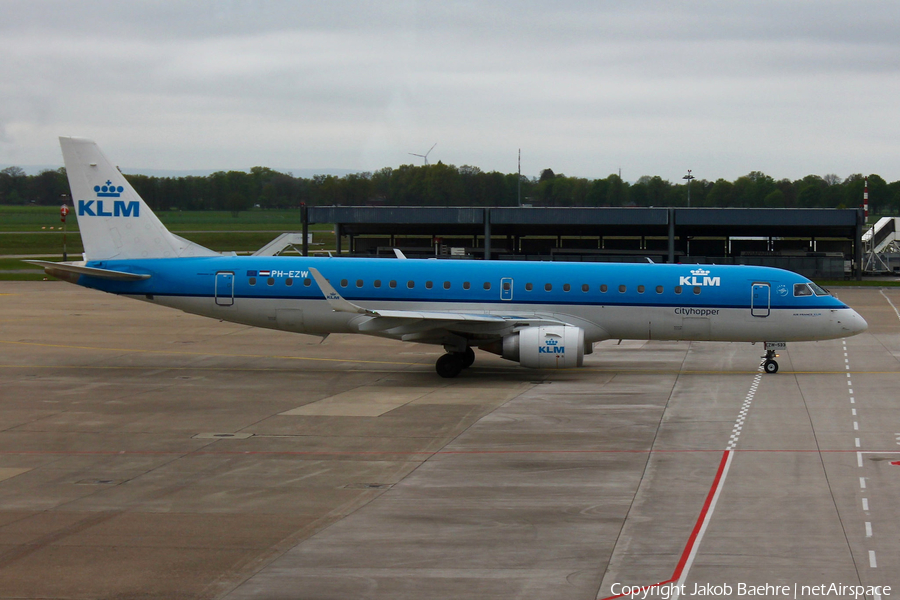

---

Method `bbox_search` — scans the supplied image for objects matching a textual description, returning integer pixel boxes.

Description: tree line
[2,163,899,215]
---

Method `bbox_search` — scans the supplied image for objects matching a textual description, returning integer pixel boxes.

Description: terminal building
[291,207,865,280]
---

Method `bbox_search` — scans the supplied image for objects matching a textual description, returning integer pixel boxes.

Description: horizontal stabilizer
[25,260,151,282]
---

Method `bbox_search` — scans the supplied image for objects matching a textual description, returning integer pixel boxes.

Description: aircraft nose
[842,309,868,336]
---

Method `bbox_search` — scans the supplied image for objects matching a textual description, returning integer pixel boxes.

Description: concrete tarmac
[0,282,897,599]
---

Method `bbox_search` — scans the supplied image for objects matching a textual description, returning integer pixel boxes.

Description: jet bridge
[861,217,900,273]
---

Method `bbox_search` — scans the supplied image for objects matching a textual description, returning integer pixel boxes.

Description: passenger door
[751,282,770,317]
[215,271,234,306]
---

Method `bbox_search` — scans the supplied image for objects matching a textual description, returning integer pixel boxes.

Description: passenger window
[656,285,663,293]
[637,285,645,293]
[374,280,381,288]
[407,281,415,289]
[582,284,589,292]
[563,283,571,292]
[793,283,813,297]
[267,278,275,286]
[356,279,363,288]
[303,278,311,286]
[426,281,433,289]
[483,282,491,290]
[544,283,552,291]
[340,279,348,287]
[463,282,471,290]
[600,284,608,293]
[285,278,293,286]
[693,286,701,295]
[674,285,682,294]
[618,285,626,293]
[443,281,451,289]
[525,283,533,291]
[249,277,256,286]
[389,280,397,288]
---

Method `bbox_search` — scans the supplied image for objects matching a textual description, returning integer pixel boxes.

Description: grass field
[0,206,337,279]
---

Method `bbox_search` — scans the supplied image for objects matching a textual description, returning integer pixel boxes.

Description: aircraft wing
[308,267,567,340]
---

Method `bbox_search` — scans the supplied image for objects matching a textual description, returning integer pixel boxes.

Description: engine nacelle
[499,325,585,369]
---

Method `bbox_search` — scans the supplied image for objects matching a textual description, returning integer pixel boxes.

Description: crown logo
[690,268,710,276]
[545,339,559,345]
[94,181,123,198]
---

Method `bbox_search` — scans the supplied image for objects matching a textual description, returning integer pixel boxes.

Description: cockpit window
[809,283,831,296]
[793,283,813,297]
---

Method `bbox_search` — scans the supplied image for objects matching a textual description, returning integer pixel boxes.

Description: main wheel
[460,347,475,368]
[436,353,465,378]
[764,359,779,374]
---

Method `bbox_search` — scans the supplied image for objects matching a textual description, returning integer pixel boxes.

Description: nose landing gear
[761,341,785,374]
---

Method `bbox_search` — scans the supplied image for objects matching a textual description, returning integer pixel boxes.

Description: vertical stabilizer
[60,137,218,260]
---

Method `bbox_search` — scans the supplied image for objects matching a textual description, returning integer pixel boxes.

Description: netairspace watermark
[610,582,891,599]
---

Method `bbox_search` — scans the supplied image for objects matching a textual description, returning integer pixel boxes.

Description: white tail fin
[60,137,218,261]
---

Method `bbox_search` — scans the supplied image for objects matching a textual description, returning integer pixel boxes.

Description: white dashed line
[869,550,877,568]
[866,522,873,538]
[859,477,866,489]
[858,452,864,467]
[852,408,857,416]
[855,438,861,448]
[854,422,859,431]
[862,498,869,511]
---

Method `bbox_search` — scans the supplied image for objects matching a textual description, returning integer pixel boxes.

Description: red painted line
[598,450,731,600]
[0,448,890,458]
[891,461,900,466]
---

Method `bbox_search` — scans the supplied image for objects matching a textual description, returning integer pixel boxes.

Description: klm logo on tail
[77,181,139,217]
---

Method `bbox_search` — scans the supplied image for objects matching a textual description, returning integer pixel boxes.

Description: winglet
[309,267,372,314]
[393,248,407,259]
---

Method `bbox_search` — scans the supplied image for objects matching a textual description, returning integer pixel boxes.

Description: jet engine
[487,325,585,369]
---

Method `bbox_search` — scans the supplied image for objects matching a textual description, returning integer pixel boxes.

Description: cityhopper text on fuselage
[27,137,868,378]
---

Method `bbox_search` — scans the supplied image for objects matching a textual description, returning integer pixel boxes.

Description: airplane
[27,137,868,378]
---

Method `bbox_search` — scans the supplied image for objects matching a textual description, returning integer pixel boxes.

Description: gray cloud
[2,0,899,181]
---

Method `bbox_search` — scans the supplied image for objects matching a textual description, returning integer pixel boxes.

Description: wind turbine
[409,143,437,165]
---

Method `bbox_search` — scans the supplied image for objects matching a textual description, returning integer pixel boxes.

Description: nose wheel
[762,349,779,374]
[435,347,475,378]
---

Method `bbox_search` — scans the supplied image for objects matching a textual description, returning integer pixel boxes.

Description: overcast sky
[2,0,899,182]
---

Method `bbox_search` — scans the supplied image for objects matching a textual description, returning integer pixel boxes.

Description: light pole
[683,170,695,208]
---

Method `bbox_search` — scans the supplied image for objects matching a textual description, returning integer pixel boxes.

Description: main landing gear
[435,347,475,378]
